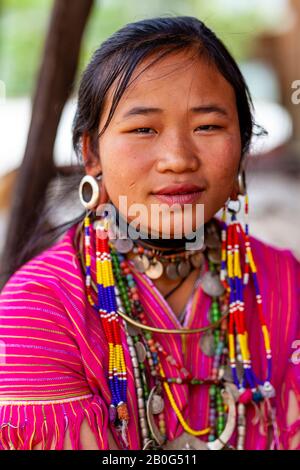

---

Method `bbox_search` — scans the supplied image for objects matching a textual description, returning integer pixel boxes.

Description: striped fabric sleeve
[0,274,109,450]
[276,251,300,450]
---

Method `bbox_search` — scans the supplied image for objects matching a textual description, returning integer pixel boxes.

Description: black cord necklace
[112,204,205,253]
[164,276,187,299]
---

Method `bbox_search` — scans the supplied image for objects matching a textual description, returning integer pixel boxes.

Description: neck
[109,202,209,253]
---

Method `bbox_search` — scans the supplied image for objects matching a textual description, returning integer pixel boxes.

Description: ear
[230,156,244,200]
[81,132,102,176]
[229,170,240,201]
[230,180,239,201]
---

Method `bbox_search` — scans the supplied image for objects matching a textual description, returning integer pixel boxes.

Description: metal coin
[115,238,134,253]
[190,252,205,268]
[151,394,165,415]
[207,247,222,264]
[199,332,215,357]
[127,324,142,337]
[145,259,163,279]
[133,254,150,273]
[177,260,191,278]
[146,387,165,447]
[200,271,225,297]
[165,262,180,280]
[205,232,220,249]
[135,341,147,363]
[141,254,150,271]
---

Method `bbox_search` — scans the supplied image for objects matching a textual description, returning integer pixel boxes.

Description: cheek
[99,139,151,205]
[101,139,150,180]
[205,135,240,184]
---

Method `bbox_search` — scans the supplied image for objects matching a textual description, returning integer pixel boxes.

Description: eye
[196,125,222,132]
[130,127,155,134]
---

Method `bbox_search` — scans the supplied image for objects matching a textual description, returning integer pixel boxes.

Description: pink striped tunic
[0,217,300,450]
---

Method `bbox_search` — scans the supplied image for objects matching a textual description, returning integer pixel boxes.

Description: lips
[152,183,205,206]
[153,183,205,195]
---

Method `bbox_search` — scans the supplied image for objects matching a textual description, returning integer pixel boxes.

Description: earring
[81,188,130,446]
[79,174,101,210]
[219,167,274,401]
[222,167,249,284]
[237,167,247,196]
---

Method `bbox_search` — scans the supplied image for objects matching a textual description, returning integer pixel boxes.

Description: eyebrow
[121,104,229,119]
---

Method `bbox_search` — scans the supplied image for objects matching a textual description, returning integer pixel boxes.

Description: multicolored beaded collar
[75,205,276,450]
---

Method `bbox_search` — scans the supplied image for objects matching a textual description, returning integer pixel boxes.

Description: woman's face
[84,49,241,237]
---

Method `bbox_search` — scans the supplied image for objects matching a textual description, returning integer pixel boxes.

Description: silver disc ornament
[115,237,134,253]
[133,254,150,273]
[135,341,147,363]
[199,331,215,357]
[145,258,164,279]
[151,394,165,415]
[177,260,191,278]
[165,262,180,280]
[127,324,142,337]
[200,271,225,297]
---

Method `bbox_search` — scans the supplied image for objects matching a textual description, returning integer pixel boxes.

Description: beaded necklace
[78,210,276,450]
[83,216,129,444]
[220,199,274,400]
[112,248,228,447]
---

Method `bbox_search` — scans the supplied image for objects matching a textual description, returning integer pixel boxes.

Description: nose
[155,130,200,174]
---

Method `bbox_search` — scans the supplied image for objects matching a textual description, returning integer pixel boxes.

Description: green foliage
[0,0,52,96]
[187,0,266,60]
[0,0,269,97]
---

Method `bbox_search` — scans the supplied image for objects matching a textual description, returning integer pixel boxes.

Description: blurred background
[0,0,300,286]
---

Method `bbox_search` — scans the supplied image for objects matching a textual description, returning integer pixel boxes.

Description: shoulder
[213,214,300,285]
[247,233,300,375]
[248,233,300,333]
[248,230,299,263]
[214,215,300,347]
[248,232,300,289]
[2,224,81,290]
[0,224,110,450]
[0,223,92,398]
[245,231,300,318]
[248,240,300,449]
[0,224,85,329]
[1,223,84,299]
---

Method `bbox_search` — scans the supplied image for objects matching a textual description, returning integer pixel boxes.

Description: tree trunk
[1,0,94,286]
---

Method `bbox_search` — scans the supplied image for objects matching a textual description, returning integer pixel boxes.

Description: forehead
[102,49,237,116]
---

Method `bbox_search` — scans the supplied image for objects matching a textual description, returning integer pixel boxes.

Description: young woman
[0,16,299,450]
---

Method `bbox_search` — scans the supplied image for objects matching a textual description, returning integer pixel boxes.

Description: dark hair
[73,15,256,164]
[1,15,260,286]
